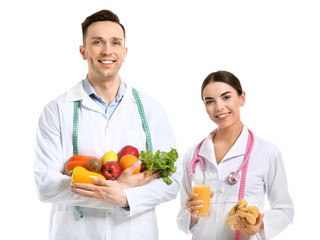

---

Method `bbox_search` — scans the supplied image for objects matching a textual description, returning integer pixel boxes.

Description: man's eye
[113,41,120,45]
[94,41,101,45]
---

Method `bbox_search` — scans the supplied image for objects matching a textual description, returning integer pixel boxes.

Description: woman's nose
[215,100,225,110]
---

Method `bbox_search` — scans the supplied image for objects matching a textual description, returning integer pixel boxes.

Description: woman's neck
[214,122,244,145]
[212,121,244,164]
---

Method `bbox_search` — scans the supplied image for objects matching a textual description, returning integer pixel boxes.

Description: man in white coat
[33,9,182,240]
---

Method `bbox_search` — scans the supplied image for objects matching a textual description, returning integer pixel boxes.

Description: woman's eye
[223,95,231,100]
[205,100,214,105]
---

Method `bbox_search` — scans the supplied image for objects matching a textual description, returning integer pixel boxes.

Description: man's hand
[236,213,264,237]
[116,160,160,189]
[71,178,128,207]
[70,160,159,207]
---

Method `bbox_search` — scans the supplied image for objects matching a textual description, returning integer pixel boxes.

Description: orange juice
[192,185,210,216]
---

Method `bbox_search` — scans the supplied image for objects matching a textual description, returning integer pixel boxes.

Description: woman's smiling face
[202,81,245,129]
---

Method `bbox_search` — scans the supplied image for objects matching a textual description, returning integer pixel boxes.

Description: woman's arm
[261,148,294,239]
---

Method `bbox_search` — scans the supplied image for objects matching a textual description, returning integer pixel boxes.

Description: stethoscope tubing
[189,129,254,185]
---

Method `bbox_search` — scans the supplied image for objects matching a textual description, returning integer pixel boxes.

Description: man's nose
[101,43,112,55]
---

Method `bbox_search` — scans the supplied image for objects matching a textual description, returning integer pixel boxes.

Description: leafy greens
[139,148,178,185]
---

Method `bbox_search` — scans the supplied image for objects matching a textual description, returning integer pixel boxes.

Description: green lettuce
[139,148,178,185]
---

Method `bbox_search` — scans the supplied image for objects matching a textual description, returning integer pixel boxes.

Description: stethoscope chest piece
[227,172,240,185]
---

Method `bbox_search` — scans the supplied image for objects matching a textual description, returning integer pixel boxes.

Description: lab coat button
[219,189,223,193]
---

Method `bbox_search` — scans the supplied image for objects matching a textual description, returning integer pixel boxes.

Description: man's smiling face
[80,21,127,83]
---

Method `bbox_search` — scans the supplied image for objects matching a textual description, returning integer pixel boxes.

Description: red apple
[101,161,122,180]
[119,145,139,159]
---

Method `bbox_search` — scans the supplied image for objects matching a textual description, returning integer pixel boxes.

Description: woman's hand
[186,192,214,229]
[236,213,264,237]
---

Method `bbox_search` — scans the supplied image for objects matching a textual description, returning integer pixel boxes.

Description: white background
[1,0,319,239]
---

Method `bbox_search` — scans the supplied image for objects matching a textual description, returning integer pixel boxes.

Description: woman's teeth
[217,113,230,119]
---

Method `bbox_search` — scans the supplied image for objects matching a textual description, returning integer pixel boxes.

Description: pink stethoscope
[189,129,255,184]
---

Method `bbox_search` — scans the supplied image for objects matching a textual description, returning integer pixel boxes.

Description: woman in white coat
[176,71,294,239]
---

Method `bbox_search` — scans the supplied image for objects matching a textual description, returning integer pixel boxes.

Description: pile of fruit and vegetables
[65,145,178,185]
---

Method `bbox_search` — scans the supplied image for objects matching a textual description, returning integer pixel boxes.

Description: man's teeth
[101,60,113,64]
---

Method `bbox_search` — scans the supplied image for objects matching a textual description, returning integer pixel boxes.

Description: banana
[238,211,257,225]
[226,199,260,229]
[247,206,259,218]
[225,214,237,226]
[230,199,247,215]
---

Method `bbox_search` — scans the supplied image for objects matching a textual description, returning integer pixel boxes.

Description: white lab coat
[33,80,182,240]
[176,126,294,240]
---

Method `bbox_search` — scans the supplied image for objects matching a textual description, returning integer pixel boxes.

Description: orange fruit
[119,155,141,174]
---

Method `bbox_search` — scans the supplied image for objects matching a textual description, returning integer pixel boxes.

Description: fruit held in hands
[238,210,257,225]
[101,161,122,180]
[87,157,102,173]
[65,155,97,176]
[119,155,141,174]
[71,166,105,184]
[230,199,248,215]
[226,199,260,228]
[119,145,140,159]
[101,151,118,165]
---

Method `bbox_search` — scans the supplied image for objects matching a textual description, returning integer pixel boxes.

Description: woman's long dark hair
[201,71,243,100]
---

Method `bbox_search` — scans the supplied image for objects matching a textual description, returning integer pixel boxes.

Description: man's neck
[88,75,121,106]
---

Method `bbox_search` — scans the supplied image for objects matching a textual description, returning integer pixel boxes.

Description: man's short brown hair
[81,10,126,45]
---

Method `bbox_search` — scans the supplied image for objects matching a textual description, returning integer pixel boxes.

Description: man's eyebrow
[89,36,124,42]
[111,37,124,42]
[90,36,104,40]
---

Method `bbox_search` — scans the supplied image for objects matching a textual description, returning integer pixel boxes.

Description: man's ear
[79,45,87,60]
[122,47,128,63]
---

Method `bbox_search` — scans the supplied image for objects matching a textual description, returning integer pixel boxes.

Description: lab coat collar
[64,79,136,114]
[198,125,249,165]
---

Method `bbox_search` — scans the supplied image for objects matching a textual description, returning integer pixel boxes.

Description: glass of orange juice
[192,180,210,217]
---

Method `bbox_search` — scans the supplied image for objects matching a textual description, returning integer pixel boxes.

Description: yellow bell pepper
[71,166,105,184]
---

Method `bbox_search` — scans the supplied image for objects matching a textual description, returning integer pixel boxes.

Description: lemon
[101,150,118,164]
